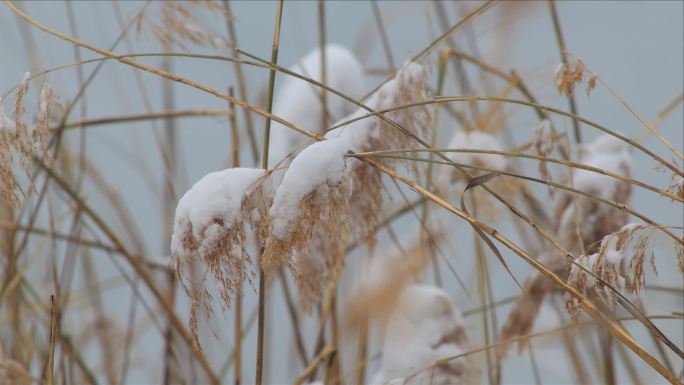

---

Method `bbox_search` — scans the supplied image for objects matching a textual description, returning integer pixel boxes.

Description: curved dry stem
[4,1,321,145]
[330,96,683,177]
[355,147,682,202]
[354,153,682,244]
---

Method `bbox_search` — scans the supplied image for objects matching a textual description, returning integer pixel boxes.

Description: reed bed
[1,1,682,384]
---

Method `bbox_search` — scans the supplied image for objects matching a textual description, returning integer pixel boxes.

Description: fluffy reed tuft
[139,1,229,50]
[1,75,61,207]
[263,61,431,309]
[554,56,598,97]
[171,168,272,344]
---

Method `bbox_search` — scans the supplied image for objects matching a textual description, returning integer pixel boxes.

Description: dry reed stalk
[256,3,284,384]
[223,0,259,163]
[548,0,583,142]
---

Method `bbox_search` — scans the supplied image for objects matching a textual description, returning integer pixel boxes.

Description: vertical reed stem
[228,86,242,385]
[548,0,581,143]
[256,2,284,385]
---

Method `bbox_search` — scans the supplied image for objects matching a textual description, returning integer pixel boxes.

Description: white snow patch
[0,97,16,135]
[269,138,353,238]
[370,284,471,385]
[171,168,266,255]
[601,235,623,265]
[269,61,428,239]
[572,133,631,198]
[268,44,365,167]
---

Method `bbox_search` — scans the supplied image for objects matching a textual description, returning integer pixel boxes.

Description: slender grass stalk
[371,1,396,73]
[354,147,682,202]
[47,294,57,385]
[32,156,220,385]
[600,79,683,160]
[328,96,683,177]
[58,108,235,130]
[278,269,309,368]
[226,86,243,385]
[223,0,259,163]
[352,152,681,244]
[548,0,582,143]
[474,212,495,385]
[294,346,335,385]
[318,0,328,131]
[256,2,284,385]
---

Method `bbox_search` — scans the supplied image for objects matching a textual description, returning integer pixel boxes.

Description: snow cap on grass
[268,44,365,168]
[556,133,633,253]
[325,60,430,152]
[446,130,507,171]
[573,133,632,199]
[563,222,678,318]
[326,60,431,240]
[370,284,477,385]
[263,60,431,310]
[262,138,353,309]
[171,167,273,345]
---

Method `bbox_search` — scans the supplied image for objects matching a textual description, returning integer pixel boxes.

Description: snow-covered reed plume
[564,222,684,318]
[556,133,633,253]
[262,61,431,309]
[268,44,366,168]
[171,168,272,342]
[370,284,478,385]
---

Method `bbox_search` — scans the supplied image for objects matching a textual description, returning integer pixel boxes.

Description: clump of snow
[446,131,507,171]
[269,138,353,238]
[268,44,366,168]
[171,167,274,341]
[0,97,16,135]
[600,235,623,265]
[572,133,632,199]
[325,61,430,151]
[269,60,430,242]
[171,167,268,257]
[370,284,476,385]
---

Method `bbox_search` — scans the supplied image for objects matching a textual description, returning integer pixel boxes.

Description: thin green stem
[256,2,283,385]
